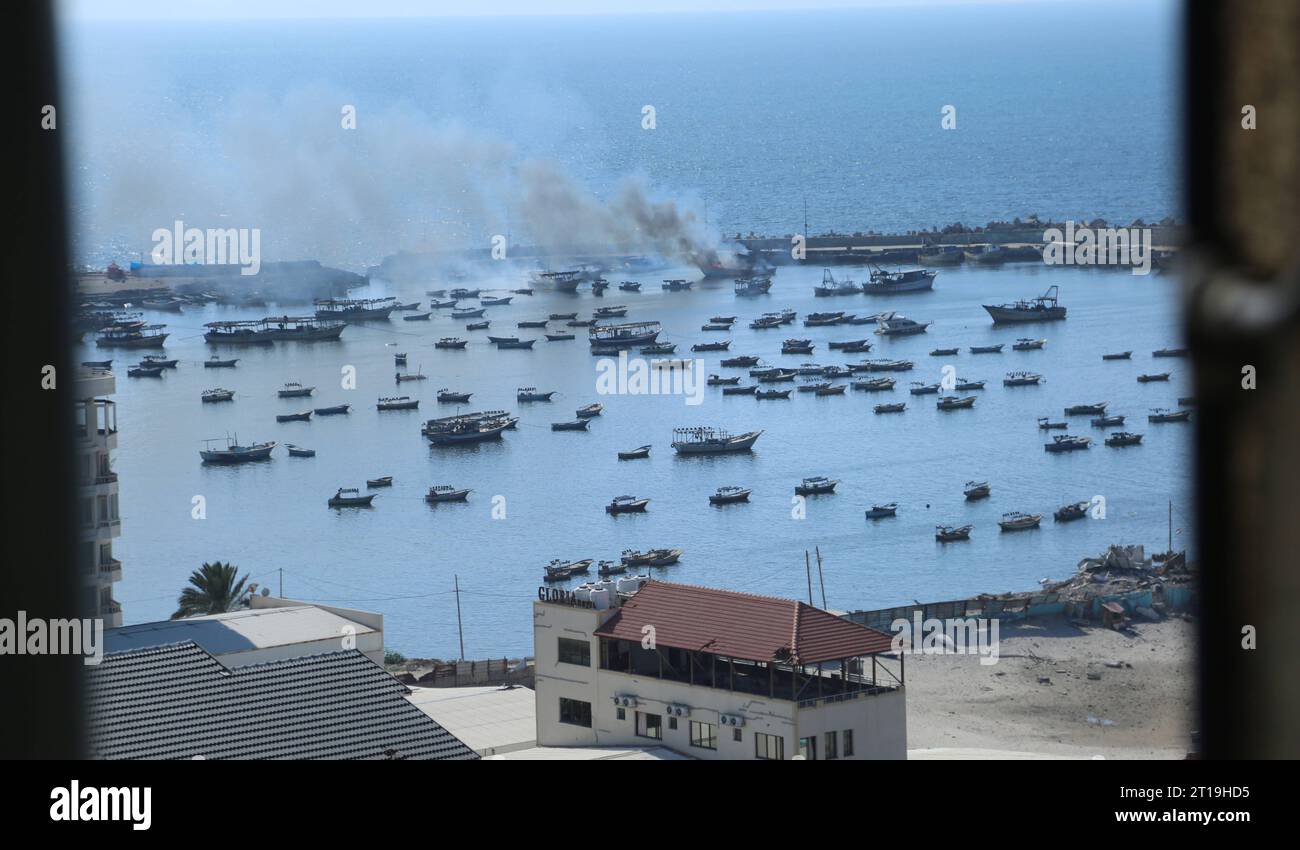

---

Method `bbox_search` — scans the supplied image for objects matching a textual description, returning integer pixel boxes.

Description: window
[843,729,854,757]
[556,637,591,667]
[798,736,817,760]
[825,730,839,760]
[616,707,625,721]
[558,697,592,728]
[755,733,784,760]
[668,716,678,731]
[635,711,662,740]
[690,721,717,750]
[733,728,742,743]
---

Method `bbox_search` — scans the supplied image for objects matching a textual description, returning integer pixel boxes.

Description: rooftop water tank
[590,588,611,610]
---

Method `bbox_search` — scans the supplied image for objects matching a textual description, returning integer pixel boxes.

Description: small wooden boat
[828,339,870,350]
[909,382,941,395]
[641,342,676,354]
[605,495,650,514]
[999,511,1042,532]
[597,559,628,577]
[140,355,178,368]
[377,396,419,411]
[1102,351,1133,360]
[815,384,847,396]
[517,388,556,402]
[839,340,874,353]
[1152,348,1189,358]
[618,281,641,292]
[618,445,651,460]
[367,476,393,488]
[1105,431,1144,447]
[936,524,973,542]
[394,301,422,311]
[755,389,793,400]
[755,369,797,383]
[955,379,986,391]
[795,476,838,496]
[203,357,238,368]
[1148,408,1192,423]
[566,319,596,328]
[798,382,829,393]
[396,371,427,383]
[594,306,628,319]
[466,321,490,331]
[403,312,432,321]
[782,339,815,354]
[328,488,376,508]
[692,340,731,352]
[543,559,593,582]
[285,444,315,457]
[546,332,576,341]
[128,365,163,377]
[1003,372,1043,387]
[451,308,486,319]
[276,411,312,423]
[708,374,742,386]
[518,320,550,328]
[1090,414,1125,427]
[425,485,471,502]
[702,323,732,331]
[864,503,898,519]
[722,385,758,396]
[709,486,751,505]
[970,344,1004,354]
[314,404,351,416]
[1064,401,1107,416]
[929,348,959,357]
[82,359,113,368]
[497,338,536,349]
[480,296,513,306]
[936,395,976,410]
[1037,417,1067,429]
[278,382,315,398]
[1044,435,1091,452]
[201,388,235,403]
[647,548,682,566]
[552,419,590,431]
[963,481,991,500]
[550,313,578,320]
[1011,338,1046,351]
[1137,372,1171,383]
[874,402,906,413]
[852,378,895,392]
[576,403,603,418]
[661,279,692,291]
[437,389,472,403]
[430,299,458,309]
[1054,501,1089,522]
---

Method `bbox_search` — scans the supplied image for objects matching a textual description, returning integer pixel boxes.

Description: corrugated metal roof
[592,581,894,664]
[104,606,375,657]
[87,641,478,760]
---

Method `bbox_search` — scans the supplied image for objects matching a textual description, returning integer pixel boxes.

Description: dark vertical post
[454,574,465,661]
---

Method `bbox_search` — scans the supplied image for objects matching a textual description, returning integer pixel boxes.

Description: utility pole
[815,546,826,609]
[278,568,283,598]
[454,574,465,661]
[805,551,813,606]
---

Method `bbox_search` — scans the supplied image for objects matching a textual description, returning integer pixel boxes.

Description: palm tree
[171,561,253,619]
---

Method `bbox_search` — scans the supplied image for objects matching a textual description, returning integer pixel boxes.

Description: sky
[61,0,1047,21]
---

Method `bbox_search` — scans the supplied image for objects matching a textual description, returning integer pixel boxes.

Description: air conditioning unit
[611,693,638,708]
[719,713,746,727]
[667,703,691,718]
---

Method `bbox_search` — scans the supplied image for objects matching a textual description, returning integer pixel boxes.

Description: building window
[755,733,783,760]
[635,711,662,740]
[690,721,717,750]
[558,697,592,728]
[616,707,625,721]
[843,729,854,757]
[733,728,743,743]
[668,716,678,731]
[556,637,591,667]
[825,730,839,760]
[798,736,817,760]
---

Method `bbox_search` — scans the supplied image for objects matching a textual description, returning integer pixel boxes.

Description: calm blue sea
[60,3,1188,657]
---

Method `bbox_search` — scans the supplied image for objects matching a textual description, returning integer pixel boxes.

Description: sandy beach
[904,616,1196,760]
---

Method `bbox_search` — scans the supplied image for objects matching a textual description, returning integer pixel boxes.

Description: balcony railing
[99,558,122,575]
[95,473,119,485]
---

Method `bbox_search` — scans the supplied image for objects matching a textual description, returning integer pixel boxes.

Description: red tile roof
[593,581,894,664]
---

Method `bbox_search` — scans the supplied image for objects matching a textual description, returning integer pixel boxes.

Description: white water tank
[590,588,611,610]
[574,586,593,602]
[617,576,645,594]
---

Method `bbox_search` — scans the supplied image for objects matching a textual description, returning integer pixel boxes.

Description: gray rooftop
[104,605,375,658]
[87,641,478,760]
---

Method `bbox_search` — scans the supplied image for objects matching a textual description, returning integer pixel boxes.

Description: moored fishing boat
[641,342,676,354]
[1106,431,1144,447]
[619,281,642,292]
[874,312,931,336]
[204,357,238,368]
[795,476,838,495]
[874,402,906,413]
[963,481,991,500]
[936,524,973,542]
[1148,408,1192,423]
[1102,351,1132,360]
[314,404,351,416]
[647,548,683,566]
[1054,500,1090,522]
[421,411,514,444]
[552,419,590,431]
[140,355,178,368]
[815,384,846,396]
[576,403,603,418]
[1044,434,1091,452]
[597,559,627,577]
[328,488,376,508]
[1137,372,1171,382]
[81,359,113,368]
[593,305,628,318]
[127,365,163,378]
[605,495,650,514]
[1037,417,1067,429]
[930,348,958,356]
[96,324,169,348]
[755,388,792,399]
[1091,414,1125,427]
[285,444,315,457]
[618,445,651,460]
[828,338,870,351]
[782,338,815,354]
[954,379,986,391]
[970,344,1004,354]
[1064,401,1107,415]
[589,320,661,349]
[543,559,593,583]
[517,387,556,402]
[546,332,576,341]
[1152,347,1189,358]
[852,377,895,391]
[496,338,536,349]
[709,486,752,505]
[366,476,393,488]
[550,312,578,321]
[803,311,844,327]
[862,265,937,294]
[199,437,276,464]
[661,279,693,291]
[983,286,1066,323]
[437,389,472,403]
[276,410,312,423]
[864,503,898,519]
[863,359,914,372]
[691,340,731,352]
[1003,371,1043,387]
[1012,338,1046,351]
[377,396,419,411]
[436,337,469,349]
[314,297,397,322]
[403,312,432,321]
[480,296,512,306]
[936,395,976,410]
[451,308,486,319]
[708,374,742,386]
[998,511,1043,531]
[814,269,860,297]
[671,427,762,454]
[734,276,773,296]
[517,319,549,329]
[909,382,940,395]
[278,382,314,398]
[201,388,235,403]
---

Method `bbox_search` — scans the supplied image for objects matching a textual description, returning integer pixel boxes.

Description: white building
[74,368,122,628]
[533,578,907,760]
